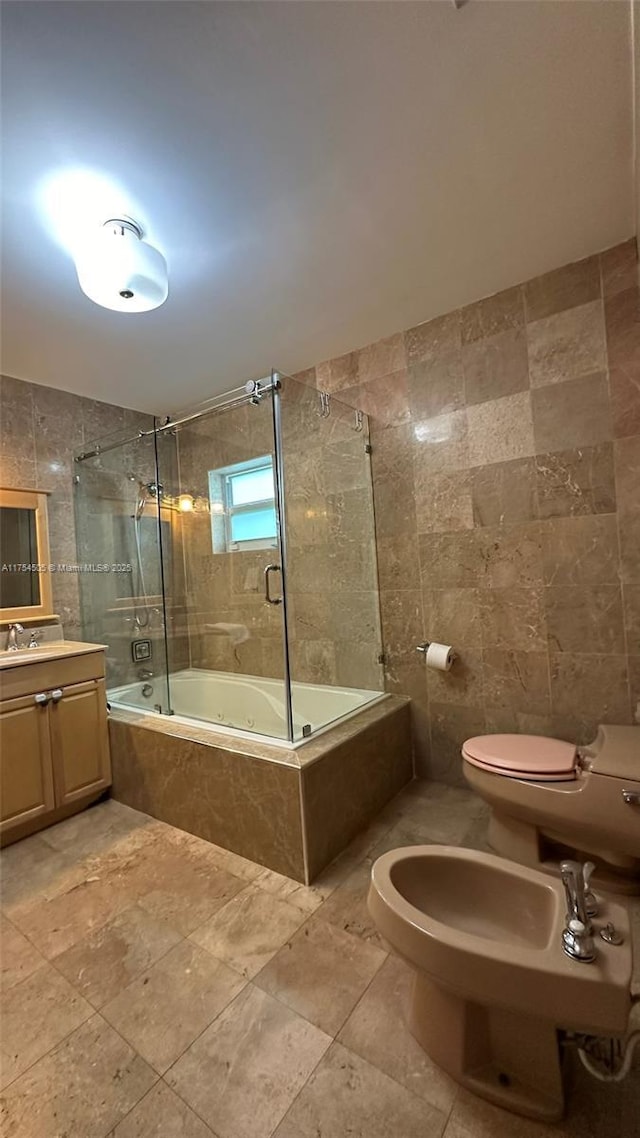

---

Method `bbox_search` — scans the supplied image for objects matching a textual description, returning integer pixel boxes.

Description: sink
[0,640,108,669]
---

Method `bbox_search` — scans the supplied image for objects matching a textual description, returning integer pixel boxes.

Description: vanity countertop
[0,641,108,671]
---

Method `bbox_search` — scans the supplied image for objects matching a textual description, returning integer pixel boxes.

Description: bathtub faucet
[560,860,596,962]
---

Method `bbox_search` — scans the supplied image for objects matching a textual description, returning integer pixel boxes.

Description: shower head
[133,479,163,520]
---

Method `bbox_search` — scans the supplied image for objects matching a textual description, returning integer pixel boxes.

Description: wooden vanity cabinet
[0,649,111,843]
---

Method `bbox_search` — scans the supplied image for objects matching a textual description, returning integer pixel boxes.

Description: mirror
[0,488,54,622]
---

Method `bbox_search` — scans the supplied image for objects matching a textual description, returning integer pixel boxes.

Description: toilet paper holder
[416,642,457,666]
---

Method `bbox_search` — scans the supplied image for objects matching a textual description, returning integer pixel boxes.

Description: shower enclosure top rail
[74,375,280,463]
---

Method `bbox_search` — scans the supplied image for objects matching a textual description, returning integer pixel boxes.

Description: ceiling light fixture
[74,218,168,313]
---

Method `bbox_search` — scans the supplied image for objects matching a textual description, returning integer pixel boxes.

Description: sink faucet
[560,860,596,962]
[5,623,24,651]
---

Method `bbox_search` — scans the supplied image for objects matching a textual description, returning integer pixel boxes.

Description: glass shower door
[168,389,293,741]
[277,374,384,739]
[73,430,173,715]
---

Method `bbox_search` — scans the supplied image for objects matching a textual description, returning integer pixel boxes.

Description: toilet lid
[462,734,577,776]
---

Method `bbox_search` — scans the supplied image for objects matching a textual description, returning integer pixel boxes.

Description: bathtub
[108,667,385,746]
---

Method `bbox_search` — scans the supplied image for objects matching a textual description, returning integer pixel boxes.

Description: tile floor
[0,783,638,1138]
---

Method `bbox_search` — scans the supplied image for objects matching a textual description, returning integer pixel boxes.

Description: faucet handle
[582,861,598,919]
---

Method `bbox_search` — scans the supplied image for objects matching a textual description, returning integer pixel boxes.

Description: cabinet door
[50,679,111,806]
[0,692,55,832]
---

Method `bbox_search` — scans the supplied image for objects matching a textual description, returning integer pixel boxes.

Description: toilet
[461,725,640,894]
[367,844,633,1122]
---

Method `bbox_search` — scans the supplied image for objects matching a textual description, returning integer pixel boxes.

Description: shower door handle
[264,564,283,605]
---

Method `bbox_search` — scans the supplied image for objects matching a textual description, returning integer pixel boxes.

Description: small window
[208,456,278,552]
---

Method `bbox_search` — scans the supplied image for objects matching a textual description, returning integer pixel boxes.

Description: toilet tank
[581,725,640,780]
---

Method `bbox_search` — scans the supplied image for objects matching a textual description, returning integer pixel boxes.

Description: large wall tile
[315,352,358,394]
[357,333,406,384]
[459,286,524,345]
[370,423,416,540]
[629,656,640,724]
[429,703,486,785]
[376,534,420,591]
[418,530,483,589]
[545,584,625,654]
[470,457,537,526]
[340,370,409,428]
[605,286,640,438]
[427,648,483,708]
[541,514,620,585]
[379,589,424,665]
[405,312,463,420]
[614,434,640,583]
[531,371,611,453]
[462,327,529,407]
[467,391,534,467]
[549,653,631,742]
[623,584,640,656]
[415,470,473,534]
[482,648,551,721]
[404,311,460,365]
[480,586,547,652]
[535,443,616,518]
[479,524,543,588]
[407,356,464,420]
[412,409,468,473]
[527,300,606,388]
[423,587,482,649]
[523,255,600,322]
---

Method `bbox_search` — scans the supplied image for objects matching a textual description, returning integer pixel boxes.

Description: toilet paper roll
[425,642,455,671]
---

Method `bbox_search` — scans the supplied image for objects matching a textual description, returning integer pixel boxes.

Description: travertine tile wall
[0,374,152,654]
[296,240,640,782]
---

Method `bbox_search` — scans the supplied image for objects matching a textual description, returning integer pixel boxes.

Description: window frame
[208,455,278,553]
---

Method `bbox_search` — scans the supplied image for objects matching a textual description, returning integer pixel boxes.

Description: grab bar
[264,564,283,605]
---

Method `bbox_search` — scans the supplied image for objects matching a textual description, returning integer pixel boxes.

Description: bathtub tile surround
[296,239,640,779]
[1,794,638,1137]
[109,695,412,883]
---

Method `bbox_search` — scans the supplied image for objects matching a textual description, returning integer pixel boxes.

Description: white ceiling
[1,0,635,414]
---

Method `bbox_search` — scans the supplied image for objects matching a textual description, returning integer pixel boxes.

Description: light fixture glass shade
[75,220,168,312]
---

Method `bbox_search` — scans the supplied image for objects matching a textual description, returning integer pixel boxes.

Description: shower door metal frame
[270,372,294,743]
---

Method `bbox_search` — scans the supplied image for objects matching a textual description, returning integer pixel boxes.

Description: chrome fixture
[599,922,624,946]
[137,669,154,680]
[141,684,154,698]
[560,860,596,962]
[317,391,331,418]
[264,563,283,605]
[28,628,43,649]
[244,379,263,404]
[5,623,23,651]
[622,789,640,805]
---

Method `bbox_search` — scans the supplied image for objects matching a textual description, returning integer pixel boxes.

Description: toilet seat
[462,734,578,782]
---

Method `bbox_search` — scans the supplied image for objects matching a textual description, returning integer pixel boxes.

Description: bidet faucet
[5,623,24,651]
[560,860,596,962]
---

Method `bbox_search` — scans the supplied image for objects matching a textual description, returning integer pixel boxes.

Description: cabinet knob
[34,692,49,706]
[50,688,63,703]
